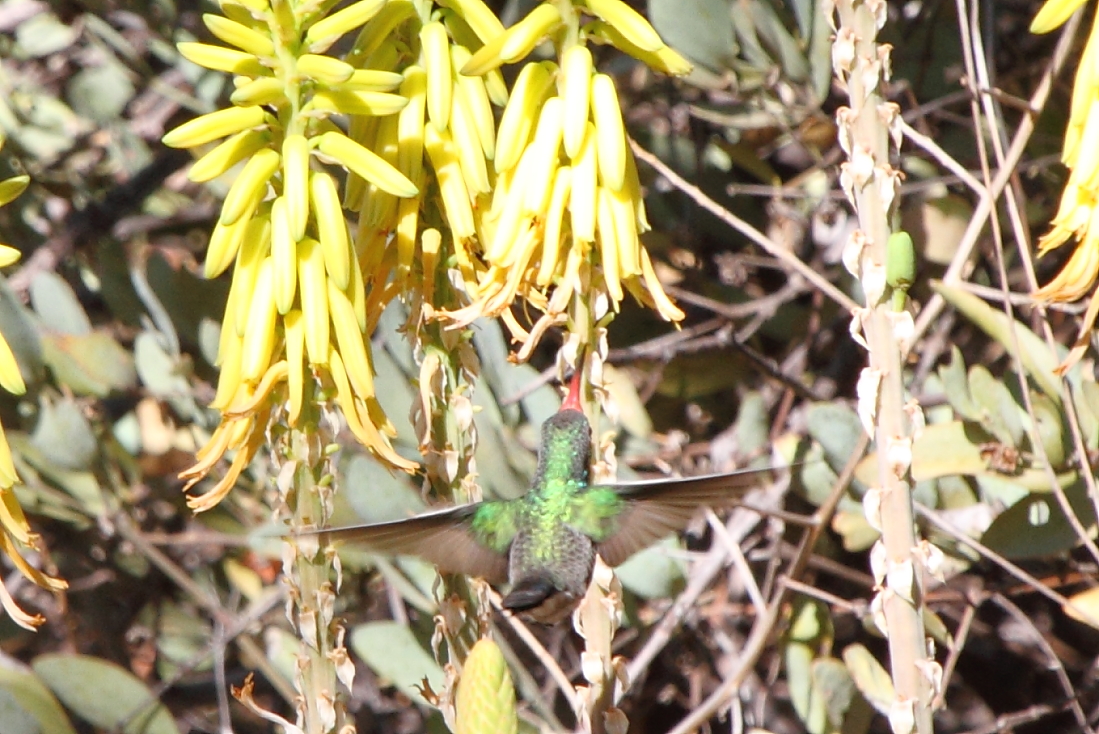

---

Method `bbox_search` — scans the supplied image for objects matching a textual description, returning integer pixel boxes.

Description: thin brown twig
[934,601,974,711]
[487,589,581,712]
[899,118,985,194]
[666,432,870,734]
[958,702,1076,734]
[916,506,1098,622]
[958,0,1099,569]
[779,577,865,615]
[990,592,1087,728]
[621,486,785,694]
[113,513,296,704]
[909,8,1081,346]
[629,138,859,314]
[488,626,568,731]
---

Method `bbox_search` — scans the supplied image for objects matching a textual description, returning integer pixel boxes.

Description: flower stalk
[828,0,934,732]
[278,420,356,733]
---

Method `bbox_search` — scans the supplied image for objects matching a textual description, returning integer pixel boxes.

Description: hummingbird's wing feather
[309,504,512,583]
[592,467,773,568]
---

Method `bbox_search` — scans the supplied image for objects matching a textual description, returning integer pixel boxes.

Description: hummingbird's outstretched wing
[589,466,776,567]
[302,502,519,583]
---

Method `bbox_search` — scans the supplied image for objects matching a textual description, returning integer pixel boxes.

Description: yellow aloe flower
[167,0,425,510]
[1031,0,1088,34]
[443,0,690,356]
[1033,6,1099,371]
[0,141,67,630]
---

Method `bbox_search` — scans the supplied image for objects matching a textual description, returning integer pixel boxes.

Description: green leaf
[29,273,91,336]
[911,421,988,481]
[31,396,97,472]
[812,657,858,730]
[41,331,137,396]
[938,347,980,421]
[0,655,76,734]
[370,346,418,450]
[155,602,212,680]
[0,278,44,388]
[10,95,87,163]
[1030,392,1067,468]
[350,621,444,705]
[15,14,77,58]
[143,252,230,350]
[0,686,41,734]
[11,433,106,516]
[831,509,879,552]
[747,0,809,82]
[473,377,534,501]
[806,402,864,475]
[785,641,825,732]
[974,473,1029,507]
[32,654,180,734]
[967,365,1024,446]
[135,332,191,399]
[648,0,738,75]
[343,454,423,524]
[798,444,844,507]
[471,317,523,425]
[616,537,685,599]
[981,485,1096,559]
[932,282,1061,402]
[67,63,135,123]
[842,644,894,716]
[1074,379,1099,449]
[732,391,769,457]
[805,0,832,101]
[936,475,977,509]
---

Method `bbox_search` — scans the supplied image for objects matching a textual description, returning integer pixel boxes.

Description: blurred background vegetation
[0,0,1098,732]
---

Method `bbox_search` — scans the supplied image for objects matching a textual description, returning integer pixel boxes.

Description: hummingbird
[313,373,777,623]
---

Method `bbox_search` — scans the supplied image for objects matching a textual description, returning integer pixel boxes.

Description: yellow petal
[1030,0,1087,33]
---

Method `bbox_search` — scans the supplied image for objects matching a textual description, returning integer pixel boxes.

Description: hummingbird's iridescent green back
[504,409,596,605]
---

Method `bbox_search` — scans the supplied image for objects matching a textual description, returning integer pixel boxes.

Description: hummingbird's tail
[502,575,557,611]
[502,575,582,624]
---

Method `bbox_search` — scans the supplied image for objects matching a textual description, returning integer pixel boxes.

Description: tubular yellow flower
[1034,8,1099,372]
[1035,230,1099,303]
[446,0,690,352]
[0,140,67,630]
[170,0,428,514]
[1030,0,1088,34]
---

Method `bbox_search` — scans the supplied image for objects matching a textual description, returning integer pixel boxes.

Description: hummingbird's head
[537,409,592,485]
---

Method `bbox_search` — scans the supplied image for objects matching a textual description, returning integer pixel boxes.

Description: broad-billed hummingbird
[315,373,775,623]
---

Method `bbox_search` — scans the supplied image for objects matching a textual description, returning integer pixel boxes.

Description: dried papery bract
[574,558,627,734]
[828,0,935,732]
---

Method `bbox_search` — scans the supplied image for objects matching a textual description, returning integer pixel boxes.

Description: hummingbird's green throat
[312,377,774,623]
